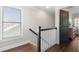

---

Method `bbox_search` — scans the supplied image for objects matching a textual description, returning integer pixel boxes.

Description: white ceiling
[64,6,79,18]
[69,7,79,14]
[33,6,55,15]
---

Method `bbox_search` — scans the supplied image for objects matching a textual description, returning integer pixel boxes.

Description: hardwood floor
[47,36,79,52]
[3,36,79,52]
[3,43,37,52]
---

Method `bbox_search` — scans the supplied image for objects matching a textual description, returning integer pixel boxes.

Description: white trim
[0,41,30,52]
[30,41,37,47]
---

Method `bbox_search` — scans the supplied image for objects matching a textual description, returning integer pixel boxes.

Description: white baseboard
[0,41,30,52]
[30,42,37,47]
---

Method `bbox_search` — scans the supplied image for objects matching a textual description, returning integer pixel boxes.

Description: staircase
[29,26,57,52]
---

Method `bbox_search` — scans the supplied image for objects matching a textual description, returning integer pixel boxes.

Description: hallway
[47,36,79,52]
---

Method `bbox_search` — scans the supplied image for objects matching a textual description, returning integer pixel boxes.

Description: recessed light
[46,6,49,9]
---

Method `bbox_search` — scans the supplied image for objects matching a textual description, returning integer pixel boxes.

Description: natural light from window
[2,7,21,38]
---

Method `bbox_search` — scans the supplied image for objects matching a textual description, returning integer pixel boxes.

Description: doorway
[59,10,70,44]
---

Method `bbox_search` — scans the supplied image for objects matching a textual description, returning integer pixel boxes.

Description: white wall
[0,7,2,40]
[0,6,56,51]
[22,7,55,45]
[69,11,73,28]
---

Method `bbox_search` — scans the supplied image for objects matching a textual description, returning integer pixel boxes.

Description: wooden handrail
[29,27,57,35]
[29,29,38,36]
[29,28,41,52]
[41,27,57,31]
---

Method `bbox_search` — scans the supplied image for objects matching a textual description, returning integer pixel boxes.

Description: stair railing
[29,26,57,52]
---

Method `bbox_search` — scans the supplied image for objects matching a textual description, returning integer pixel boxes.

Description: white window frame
[2,7,22,39]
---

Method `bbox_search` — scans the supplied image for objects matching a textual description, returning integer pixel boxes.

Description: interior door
[60,10,69,44]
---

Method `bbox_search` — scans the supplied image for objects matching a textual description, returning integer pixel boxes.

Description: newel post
[38,26,41,52]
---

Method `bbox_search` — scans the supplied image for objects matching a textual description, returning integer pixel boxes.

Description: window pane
[2,7,21,38]
[3,7,21,22]
[3,23,21,38]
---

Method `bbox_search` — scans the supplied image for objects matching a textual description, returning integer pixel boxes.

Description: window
[2,7,21,38]
[74,18,79,27]
[74,18,79,35]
